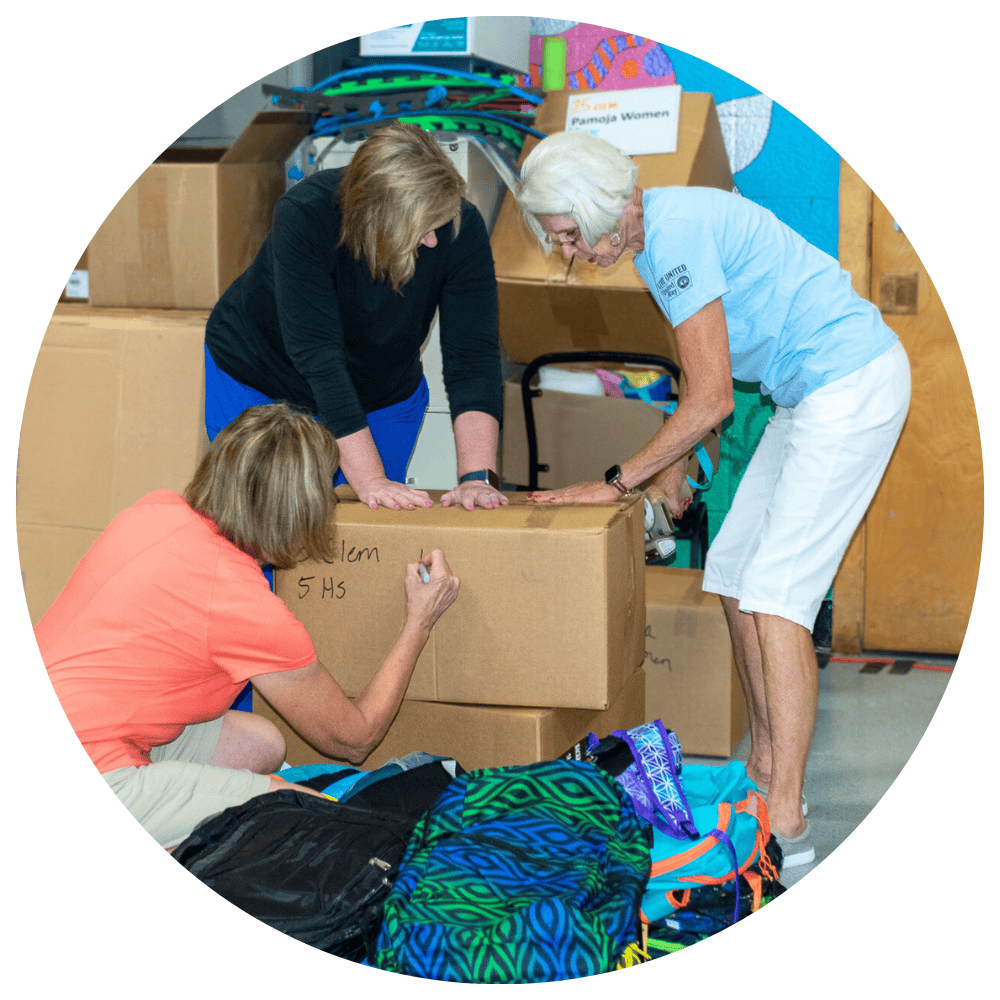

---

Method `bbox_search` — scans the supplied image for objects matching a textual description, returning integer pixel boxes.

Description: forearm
[340,619,432,761]
[453,410,500,476]
[621,392,732,490]
[334,426,386,492]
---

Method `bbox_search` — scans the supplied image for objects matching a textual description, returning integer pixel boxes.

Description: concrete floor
[683,653,953,890]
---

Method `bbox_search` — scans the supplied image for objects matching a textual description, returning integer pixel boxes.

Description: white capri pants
[702,340,911,630]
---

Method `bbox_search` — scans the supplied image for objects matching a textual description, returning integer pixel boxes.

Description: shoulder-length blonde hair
[517,130,638,252]
[339,121,466,292]
[184,402,339,569]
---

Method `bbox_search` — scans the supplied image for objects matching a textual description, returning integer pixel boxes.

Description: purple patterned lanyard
[590,720,699,841]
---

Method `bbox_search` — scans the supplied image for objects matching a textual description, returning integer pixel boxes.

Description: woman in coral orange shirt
[37,402,459,851]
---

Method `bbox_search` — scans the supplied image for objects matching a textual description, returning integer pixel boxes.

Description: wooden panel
[832,159,873,653]
[862,198,983,653]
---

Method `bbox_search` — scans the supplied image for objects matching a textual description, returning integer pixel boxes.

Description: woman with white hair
[517,129,911,870]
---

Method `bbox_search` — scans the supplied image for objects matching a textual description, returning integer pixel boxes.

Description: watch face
[605,464,622,484]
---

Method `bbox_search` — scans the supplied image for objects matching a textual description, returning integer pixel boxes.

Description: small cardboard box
[274,492,646,710]
[490,91,733,364]
[17,304,211,623]
[88,111,311,309]
[645,566,748,757]
[502,377,665,490]
[256,666,646,772]
[501,376,721,491]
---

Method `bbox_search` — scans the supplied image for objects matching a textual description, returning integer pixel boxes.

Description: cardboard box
[59,250,89,303]
[501,376,721,492]
[274,492,646,710]
[490,91,734,364]
[256,666,646,772]
[502,377,665,489]
[17,304,211,623]
[17,524,101,627]
[88,111,310,309]
[644,567,748,758]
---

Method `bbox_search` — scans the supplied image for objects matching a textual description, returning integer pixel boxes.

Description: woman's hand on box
[404,549,460,631]
[440,480,508,511]
[355,476,434,511]
[526,481,623,504]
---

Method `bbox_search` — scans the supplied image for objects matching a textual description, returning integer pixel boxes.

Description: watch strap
[605,464,629,496]
[459,468,500,489]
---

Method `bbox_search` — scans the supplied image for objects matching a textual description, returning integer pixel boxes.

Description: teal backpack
[641,760,778,927]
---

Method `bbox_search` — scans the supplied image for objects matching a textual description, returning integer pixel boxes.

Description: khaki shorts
[102,716,273,850]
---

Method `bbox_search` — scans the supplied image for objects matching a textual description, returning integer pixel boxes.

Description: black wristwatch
[605,464,630,497]
[459,468,501,489]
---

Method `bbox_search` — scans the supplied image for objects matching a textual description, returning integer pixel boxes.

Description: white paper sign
[564,85,682,155]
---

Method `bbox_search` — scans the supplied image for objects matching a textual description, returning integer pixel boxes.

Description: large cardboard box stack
[644,566,748,757]
[17,304,212,625]
[20,111,311,623]
[88,112,310,309]
[255,491,649,768]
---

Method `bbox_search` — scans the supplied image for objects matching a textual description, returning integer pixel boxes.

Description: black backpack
[171,760,455,962]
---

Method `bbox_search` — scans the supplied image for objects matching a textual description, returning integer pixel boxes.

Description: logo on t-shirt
[657,264,692,299]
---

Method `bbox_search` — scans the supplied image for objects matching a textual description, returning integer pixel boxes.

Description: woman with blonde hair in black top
[205,121,506,513]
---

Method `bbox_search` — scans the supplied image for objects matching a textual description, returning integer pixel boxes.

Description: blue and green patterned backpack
[373,758,651,983]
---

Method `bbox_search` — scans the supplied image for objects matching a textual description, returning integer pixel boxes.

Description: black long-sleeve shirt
[205,168,503,438]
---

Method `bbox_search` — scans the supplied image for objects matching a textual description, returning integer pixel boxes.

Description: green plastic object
[317,72,519,97]
[396,113,524,147]
[541,37,567,89]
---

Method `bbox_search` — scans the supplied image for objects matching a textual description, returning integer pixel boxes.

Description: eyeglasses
[544,227,584,247]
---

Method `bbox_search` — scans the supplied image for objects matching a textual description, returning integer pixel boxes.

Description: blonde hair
[184,403,339,569]
[339,122,466,292]
[517,131,638,252]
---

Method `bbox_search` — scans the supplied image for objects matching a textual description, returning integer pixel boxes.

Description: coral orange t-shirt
[36,490,317,773]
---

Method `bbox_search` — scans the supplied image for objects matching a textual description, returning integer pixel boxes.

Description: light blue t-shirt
[632,187,897,407]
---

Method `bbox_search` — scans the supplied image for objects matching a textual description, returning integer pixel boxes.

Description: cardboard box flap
[220,110,312,165]
[328,491,638,532]
[155,147,226,165]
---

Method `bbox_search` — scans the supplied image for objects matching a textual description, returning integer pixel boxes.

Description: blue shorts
[203,344,429,484]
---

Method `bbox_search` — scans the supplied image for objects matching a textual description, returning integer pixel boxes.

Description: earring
[610,221,621,247]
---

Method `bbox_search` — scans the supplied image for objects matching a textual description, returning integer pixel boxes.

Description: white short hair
[517,131,638,252]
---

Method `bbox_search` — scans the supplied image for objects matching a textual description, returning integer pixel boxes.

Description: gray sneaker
[774,822,816,868]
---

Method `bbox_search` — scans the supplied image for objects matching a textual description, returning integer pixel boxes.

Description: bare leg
[753,612,817,839]
[720,595,772,790]
[210,710,286,774]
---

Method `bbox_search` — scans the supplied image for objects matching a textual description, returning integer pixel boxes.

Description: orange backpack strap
[649,803,732,877]
[744,869,763,912]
